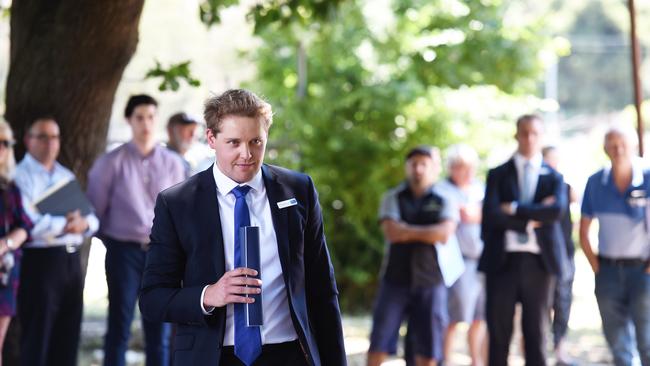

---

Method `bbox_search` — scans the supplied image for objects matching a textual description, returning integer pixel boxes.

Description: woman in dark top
[0,121,32,363]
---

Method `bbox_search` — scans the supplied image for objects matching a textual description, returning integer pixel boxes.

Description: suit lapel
[196,167,226,277]
[262,165,291,285]
[506,159,520,200]
[533,163,552,202]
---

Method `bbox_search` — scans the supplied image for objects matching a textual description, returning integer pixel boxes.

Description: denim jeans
[103,237,171,366]
[595,262,650,366]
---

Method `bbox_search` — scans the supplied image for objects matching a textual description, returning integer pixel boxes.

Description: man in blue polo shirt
[580,126,650,366]
[367,146,457,366]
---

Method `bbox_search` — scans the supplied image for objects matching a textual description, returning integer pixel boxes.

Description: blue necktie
[518,162,532,243]
[232,185,262,366]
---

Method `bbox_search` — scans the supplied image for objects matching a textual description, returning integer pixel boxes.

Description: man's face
[604,132,633,165]
[449,160,475,186]
[515,118,543,157]
[405,152,439,188]
[26,119,60,166]
[543,149,559,170]
[128,104,157,144]
[207,115,267,183]
[168,123,197,154]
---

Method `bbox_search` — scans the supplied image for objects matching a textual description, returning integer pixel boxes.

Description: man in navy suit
[139,89,346,366]
[479,114,566,366]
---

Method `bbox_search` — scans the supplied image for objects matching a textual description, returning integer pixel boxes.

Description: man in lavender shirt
[87,95,186,366]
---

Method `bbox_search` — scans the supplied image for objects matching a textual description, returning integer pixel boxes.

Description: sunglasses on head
[0,140,15,148]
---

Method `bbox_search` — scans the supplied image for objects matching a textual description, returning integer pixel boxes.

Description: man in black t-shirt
[367,146,457,366]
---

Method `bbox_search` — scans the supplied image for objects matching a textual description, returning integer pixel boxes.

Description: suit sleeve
[515,172,566,223]
[139,194,209,325]
[482,168,528,233]
[303,177,347,366]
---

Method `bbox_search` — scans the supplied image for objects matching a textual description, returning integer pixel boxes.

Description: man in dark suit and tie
[479,114,566,366]
[139,89,346,366]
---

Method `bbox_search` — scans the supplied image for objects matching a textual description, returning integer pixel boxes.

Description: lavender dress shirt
[87,142,186,243]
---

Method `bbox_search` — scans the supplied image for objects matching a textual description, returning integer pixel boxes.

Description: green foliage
[249,0,548,311]
[199,0,344,32]
[199,0,242,27]
[144,60,201,91]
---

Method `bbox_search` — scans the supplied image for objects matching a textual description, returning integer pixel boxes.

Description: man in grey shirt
[87,95,185,366]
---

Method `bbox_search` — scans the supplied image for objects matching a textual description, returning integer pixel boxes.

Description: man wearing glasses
[14,117,99,366]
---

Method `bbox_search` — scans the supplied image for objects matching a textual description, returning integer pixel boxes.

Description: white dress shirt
[505,153,543,254]
[201,164,297,345]
[14,154,98,248]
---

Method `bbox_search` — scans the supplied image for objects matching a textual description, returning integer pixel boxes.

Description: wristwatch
[5,238,14,250]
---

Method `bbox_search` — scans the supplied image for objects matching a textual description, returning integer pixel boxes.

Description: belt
[598,256,648,267]
[23,244,80,253]
[222,340,299,355]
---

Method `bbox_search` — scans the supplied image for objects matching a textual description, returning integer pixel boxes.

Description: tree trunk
[3,1,145,364]
[5,0,145,184]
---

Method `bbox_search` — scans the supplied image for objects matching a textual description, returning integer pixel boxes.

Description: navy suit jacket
[139,164,346,366]
[478,158,567,276]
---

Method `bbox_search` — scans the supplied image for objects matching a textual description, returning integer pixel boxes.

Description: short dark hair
[516,114,542,129]
[406,145,439,161]
[541,145,557,158]
[203,89,273,133]
[124,94,158,118]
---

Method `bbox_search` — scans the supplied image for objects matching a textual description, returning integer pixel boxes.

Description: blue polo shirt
[581,164,650,259]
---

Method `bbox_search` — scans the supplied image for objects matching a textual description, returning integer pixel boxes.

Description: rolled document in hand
[240,226,263,326]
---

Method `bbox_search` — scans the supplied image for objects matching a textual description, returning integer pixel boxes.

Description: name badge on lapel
[277,198,298,209]
[539,167,551,175]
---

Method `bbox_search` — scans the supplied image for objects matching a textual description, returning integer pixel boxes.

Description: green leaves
[144,60,200,92]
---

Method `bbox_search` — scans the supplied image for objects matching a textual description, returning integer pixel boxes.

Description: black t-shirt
[380,185,451,288]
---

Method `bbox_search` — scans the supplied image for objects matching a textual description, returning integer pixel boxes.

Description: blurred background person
[542,145,577,366]
[367,146,457,366]
[580,127,650,366]
[166,112,213,176]
[0,121,30,365]
[14,117,98,366]
[438,144,487,366]
[479,114,566,366]
[87,95,185,366]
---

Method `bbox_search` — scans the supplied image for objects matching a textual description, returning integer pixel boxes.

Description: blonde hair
[204,89,273,133]
[0,121,16,183]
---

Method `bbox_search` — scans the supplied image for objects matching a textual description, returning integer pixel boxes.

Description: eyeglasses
[0,140,15,149]
[30,134,60,142]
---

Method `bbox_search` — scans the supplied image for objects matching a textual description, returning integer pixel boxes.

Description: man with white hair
[437,144,487,366]
[580,126,650,366]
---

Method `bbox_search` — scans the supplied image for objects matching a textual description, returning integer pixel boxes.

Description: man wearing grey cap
[167,112,213,176]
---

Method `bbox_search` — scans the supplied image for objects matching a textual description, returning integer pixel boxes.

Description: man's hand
[64,210,89,234]
[542,196,556,205]
[0,239,10,256]
[382,220,410,243]
[500,202,516,216]
[460,204,481,223]
[203,268,262,308]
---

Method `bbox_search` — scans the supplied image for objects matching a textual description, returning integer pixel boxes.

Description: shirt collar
[212,163,264,196]
[601,157,645,187]
[513,152,543,170]
[126,141,160,159]
[23,153,63,175]
[397,181,436,196]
